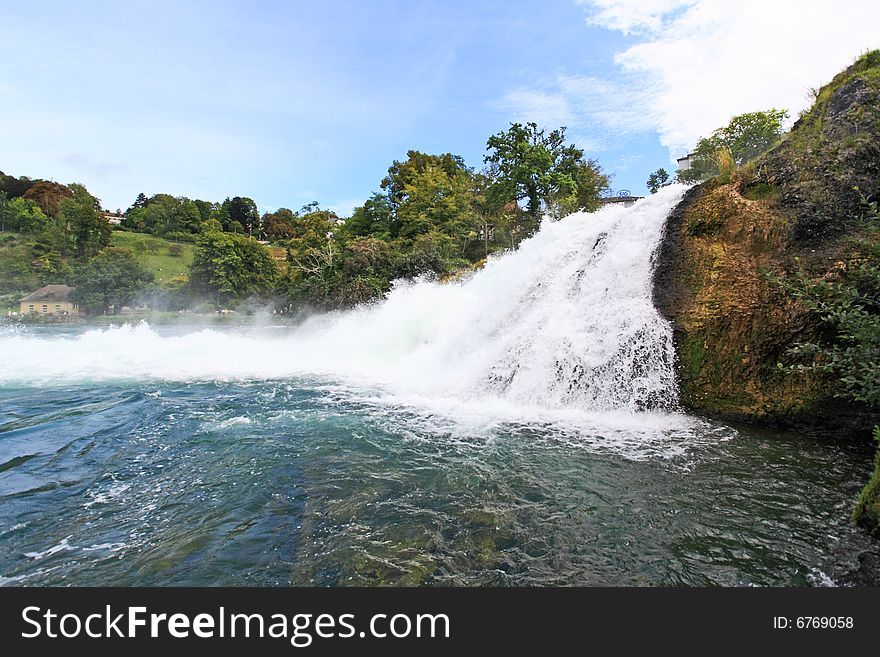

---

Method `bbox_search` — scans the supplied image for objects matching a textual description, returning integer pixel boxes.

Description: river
[0,186,872,585]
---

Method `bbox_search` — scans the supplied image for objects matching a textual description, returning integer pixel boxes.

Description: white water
[0,185,687,416]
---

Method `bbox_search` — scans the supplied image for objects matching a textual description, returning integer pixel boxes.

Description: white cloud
[614,153,643,172]
[495,88,575,129]
[494,74,655,152]
[59,153,129,178]
[498,1,880,160]
[579,0,880,156]
[581,0,696,34]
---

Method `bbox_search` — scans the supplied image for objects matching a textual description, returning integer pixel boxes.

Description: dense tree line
[1,173,114,300]
[2,121,611,314]
[277,123,609,309]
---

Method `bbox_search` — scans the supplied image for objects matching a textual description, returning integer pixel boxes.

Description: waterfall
[0,185,687,414]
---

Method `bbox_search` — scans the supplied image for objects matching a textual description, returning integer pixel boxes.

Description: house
[676,152,696,171]
[100,211,124,226]
[19,285,80,316]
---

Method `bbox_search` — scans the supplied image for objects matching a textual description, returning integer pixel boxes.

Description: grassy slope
[110,230,195,284]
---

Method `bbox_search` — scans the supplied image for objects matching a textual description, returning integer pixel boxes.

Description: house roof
[19,284,76,303]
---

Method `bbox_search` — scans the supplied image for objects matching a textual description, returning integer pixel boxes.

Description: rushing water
[0,186,873,585]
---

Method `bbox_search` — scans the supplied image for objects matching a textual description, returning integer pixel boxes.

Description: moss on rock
[853,428,880,537]
[653,51,880,436]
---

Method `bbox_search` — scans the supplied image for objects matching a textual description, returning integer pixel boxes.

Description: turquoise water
[0,325,872,586]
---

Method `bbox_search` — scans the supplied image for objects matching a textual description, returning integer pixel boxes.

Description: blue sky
[1,0,877,215]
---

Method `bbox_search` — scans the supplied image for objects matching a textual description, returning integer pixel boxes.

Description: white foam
[24,536,75,560]
[0,186,689,432]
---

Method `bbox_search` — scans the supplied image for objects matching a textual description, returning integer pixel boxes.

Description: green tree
[295,203,339,232]
[128,192,148,213]
[123,194,204,235]
[376,150,485,260]
[678,109,789,183]
[342,193,394,240]
[560,159,611,214]
[483,123,608,240]
[189,232,278,304]
[1,193,48,232]
[56,187,111,259]
[262,207,298,242]
[175,199,203,234]
[382,152,466,210]
[193,199,216,221]
[70,247,155,314]
[68,183,102,211]
[647,168,671,194]
[228,196,260,236]
[0,239,43,294]
[484,122,585,221]
[394,158,481,255]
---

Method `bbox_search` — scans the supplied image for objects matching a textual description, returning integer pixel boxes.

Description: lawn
[110,231,195,284]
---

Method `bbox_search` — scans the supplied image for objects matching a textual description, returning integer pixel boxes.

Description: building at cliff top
[676,152,696,171]
[598,192,643,208]
[18,285,80,315]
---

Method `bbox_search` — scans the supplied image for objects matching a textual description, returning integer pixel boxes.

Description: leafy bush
[679,109,788,183]
[776,194,879,406]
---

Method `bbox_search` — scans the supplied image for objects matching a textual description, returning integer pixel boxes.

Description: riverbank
[1,309,310,328]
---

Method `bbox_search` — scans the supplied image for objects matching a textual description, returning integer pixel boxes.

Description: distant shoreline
[1,311,306,328]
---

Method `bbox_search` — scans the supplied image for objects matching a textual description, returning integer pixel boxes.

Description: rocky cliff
[653,51,880,437]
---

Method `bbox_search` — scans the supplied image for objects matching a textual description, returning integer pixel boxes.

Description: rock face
[653,51,880,436]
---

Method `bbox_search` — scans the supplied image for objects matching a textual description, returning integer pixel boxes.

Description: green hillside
[110,231,194,284]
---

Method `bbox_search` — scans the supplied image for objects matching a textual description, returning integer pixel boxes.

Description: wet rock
[840,550,880,586]
[652,51,880,437]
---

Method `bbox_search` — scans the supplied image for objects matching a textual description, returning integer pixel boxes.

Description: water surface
[0,325,871,586]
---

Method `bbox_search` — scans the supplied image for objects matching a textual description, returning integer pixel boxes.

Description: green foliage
[2,118,610,312]
[342,193,394,240]
[226,196,260,236]
[646,168,671,194]
[558,159,610,216]
[741,181,778,202]
[55,191,111,259]
[852,426,880,534]
[776,196,880,407]
[70,247,155,315]
[484,122,608,226]
[382,152,466,209]
[123,194,203,236]
[0,233,44,294]
[393,154,481,253]
[129,192,148,211]
[282,234,401,309]
[715,147,736,184]
[189,232,278,303]
[262,207,298,242]
[0,192,48,233]
[110,231,195,285]
[678,109,789,183]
